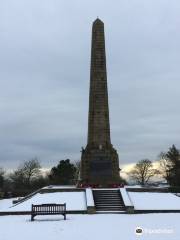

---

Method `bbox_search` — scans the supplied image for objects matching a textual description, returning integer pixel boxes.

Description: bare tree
[74,160,81,182]
[22,158,41,185]
[10,158,41,188]
[0,168,4,176]
[158,152,172,183]
[129,159,159,186]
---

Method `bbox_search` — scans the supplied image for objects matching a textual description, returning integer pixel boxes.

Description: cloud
[0,0,180,169]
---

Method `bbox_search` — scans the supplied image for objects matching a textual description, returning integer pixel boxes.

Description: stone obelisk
[80,18,120,186]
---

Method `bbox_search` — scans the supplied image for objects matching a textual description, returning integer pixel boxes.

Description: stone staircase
[93,189,126,212]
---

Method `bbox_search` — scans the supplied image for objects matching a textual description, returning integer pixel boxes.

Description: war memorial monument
[80,18,121,186]
[1,18,179,226]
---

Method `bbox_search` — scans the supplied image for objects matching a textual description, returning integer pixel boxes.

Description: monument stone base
[80,144,121,186]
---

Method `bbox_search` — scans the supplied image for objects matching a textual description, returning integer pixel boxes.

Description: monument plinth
[80,19,121,186]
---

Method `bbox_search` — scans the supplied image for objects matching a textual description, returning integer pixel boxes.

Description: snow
[85,188,95,207]
[120,188,133,207]
[1,192,87,212]
[129,192,180,210]
[0,198,15,211]
[125,185,143,188]
[42,185,77,189]
[1,190,180,213]
[0,214,179,240]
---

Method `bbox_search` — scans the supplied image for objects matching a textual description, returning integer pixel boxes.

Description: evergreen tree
[0,168,4,189]
[49,159,77,185]
[165,145,180,186]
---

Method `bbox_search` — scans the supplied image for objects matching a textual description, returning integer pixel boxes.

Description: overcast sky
[0,0,180,170]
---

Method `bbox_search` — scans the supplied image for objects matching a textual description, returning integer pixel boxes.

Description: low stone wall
[0,210,87,216]
[134,210,180,214]
[126,188,169,193]
[40,188,85,194]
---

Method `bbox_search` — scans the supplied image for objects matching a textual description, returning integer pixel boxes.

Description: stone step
[96,206,125,208]
[93,192,120,194]
[95,198,121,200]
[96,208,125,211]
[96,204,124,206]
[93,190,120,192]
[93,193,121,196]
[94,193,121,195]
[95,200,122,202]
[93,191,120,193]
[96,205,125,208]
[93,189,126,213]
[95,201,123,203]
[94,197,122,201]
[96,211,126,213]
[96,207,124,209]
[94,194,120,195]
[95,203,124,206]
[94,196,121,198]
[94,195,121,197]
[96,206,125,209]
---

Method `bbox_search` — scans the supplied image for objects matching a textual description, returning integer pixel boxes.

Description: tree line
[0,144,180,197]
[0,159,79,197]
[129,144,180,188]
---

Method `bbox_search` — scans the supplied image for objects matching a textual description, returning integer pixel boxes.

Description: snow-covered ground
[0,192,86,212]
[0,198,15,211]
[0,195,180,239]
[128,192,180,210]
[0,214,179,240]
[1,190,180,212]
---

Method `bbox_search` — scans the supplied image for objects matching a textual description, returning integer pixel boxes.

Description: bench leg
[31,215,35,221]
[64,214,66,220]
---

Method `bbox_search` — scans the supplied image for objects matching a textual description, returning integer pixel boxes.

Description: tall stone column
[88,18,110,147]
[80,19,120,186]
